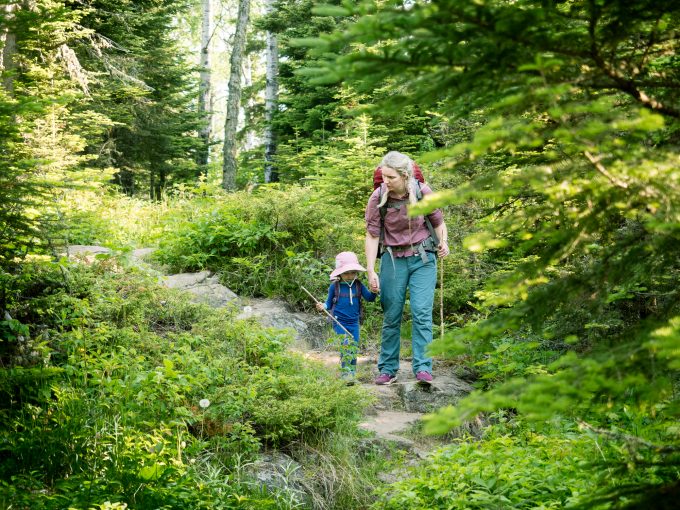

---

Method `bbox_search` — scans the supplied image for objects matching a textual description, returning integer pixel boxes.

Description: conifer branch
[584,151,628,189]
[578,420,680,454]
[587,6,680,119]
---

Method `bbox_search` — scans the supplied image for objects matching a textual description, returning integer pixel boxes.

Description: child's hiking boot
[415,371,433,385]
[341,371,356,386]
[374,373,397,385]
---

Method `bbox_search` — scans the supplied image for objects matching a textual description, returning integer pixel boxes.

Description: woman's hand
[438,240,450,258]
[315,302,325,312]
[367,270,380,293]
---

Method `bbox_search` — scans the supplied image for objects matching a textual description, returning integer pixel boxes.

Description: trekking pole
[440,258,445,341]
[300,285,354,338]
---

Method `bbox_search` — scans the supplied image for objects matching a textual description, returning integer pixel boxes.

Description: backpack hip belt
[386,236,436,263]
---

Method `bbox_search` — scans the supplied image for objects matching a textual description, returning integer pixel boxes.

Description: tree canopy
[1,1,679,508]
[302,0,680,506]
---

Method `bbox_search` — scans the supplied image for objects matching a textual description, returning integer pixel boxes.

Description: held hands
[438,240,450,258]
[367,270,380,293]
[315,302,325,312]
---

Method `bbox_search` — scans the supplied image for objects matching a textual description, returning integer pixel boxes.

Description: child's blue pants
[333,321,360,373]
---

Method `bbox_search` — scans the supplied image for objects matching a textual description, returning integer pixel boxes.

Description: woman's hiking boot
[374,373,397,385]
[415,371,433,385]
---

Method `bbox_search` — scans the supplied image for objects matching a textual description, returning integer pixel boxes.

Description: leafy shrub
[0,259,370,509]
[373,424,630,510]
[58,188,171,247]
[153,186,364,302]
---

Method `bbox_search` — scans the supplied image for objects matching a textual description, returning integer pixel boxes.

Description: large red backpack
[373,162,425,190]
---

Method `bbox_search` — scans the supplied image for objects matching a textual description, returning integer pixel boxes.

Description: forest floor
[69,245,474,490]
[302,348,474,474]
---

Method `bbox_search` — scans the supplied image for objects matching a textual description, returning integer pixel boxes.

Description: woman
[365,151,449,385]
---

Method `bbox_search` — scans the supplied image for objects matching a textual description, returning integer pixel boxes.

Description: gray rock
[245,452,308,505]
[131,247,156,260]
[365,384,406,412]
[161,271,239,308]
[162,271,211,289]
[359,410,423,450]
[397,376,474,413]
[237,298,328,347]
[66,245,111,256]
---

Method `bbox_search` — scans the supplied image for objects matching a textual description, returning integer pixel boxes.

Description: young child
[316,251,377,384]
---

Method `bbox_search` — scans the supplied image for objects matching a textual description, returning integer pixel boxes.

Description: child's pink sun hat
[330,251,367,280]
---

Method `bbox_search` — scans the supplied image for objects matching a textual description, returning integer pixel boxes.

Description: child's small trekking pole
[301,285,354,338]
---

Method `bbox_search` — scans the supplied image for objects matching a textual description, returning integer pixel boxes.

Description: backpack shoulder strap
[415,179,423,200]
[356,280,364,321]
[378,184,388,254]
[417,182,439,245]
[378,182,439,252]
[354,280,362,299]
[378,184,388,216]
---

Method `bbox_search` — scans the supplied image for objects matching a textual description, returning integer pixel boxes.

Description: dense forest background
[1,0,678,509]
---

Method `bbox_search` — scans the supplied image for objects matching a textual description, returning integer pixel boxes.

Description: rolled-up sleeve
[365,188,382,237]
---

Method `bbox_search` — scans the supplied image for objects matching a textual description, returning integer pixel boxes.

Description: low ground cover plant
[0,258,371,509]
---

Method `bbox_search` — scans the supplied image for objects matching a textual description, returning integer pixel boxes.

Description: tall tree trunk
[243,53,258,151]
[0,3,18,95]
[197,0,212,167]
[263,0,279,183]
[222,0,250,191]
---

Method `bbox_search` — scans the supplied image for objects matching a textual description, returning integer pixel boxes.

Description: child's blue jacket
[324,279,377,325]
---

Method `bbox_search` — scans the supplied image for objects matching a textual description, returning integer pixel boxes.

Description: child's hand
[315,302,325,312]
[368,270,380,293]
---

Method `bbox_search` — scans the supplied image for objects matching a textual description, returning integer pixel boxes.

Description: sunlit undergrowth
[372,419,653,510]
[0,258,375,509]
[58,182,372,308]
[373,420,609,510]
[151,185,365,303]
[58,186,174,248]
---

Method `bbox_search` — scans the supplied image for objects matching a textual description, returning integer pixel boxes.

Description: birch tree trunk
[197,0,212,167]
[263,0,279,183]
[0,2,18,94]
[243,53,258,151]
[222,0,250,191]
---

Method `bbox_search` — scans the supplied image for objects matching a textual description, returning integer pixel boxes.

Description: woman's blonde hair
[377,151,419,208]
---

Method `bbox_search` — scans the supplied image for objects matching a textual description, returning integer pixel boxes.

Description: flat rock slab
[238,297,328,346]
[364,384,406,412]
[131,247,156,260]
[359,410,423,437]
[397,375,474,413]
[161,271,239,308]
[67,245,112,256]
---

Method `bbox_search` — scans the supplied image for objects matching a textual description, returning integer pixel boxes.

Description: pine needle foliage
[306,0,680,507]
[0,258,370,509]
